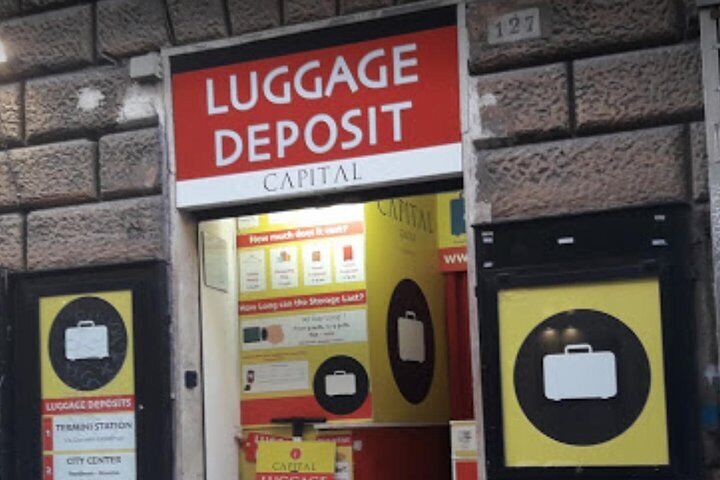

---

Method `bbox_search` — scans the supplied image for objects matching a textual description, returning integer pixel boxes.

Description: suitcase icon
[325,371,357,397]
[398,311,425,363]
[65,320,109,361]
[543,343,617,401]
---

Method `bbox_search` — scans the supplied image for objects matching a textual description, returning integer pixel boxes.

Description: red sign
[256,475,333,480]
[168,7,461,209]
[237,221,365,247]
[439,246,468,272]
[238,290,367,315]
[41,394,135,415]
[255,441,336,480]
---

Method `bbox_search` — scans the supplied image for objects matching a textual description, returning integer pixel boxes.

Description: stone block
[228,0,280,35]
[475,125,688,221]
[284,0,335,25]
[25,65,159,142]
[0,82,22,146]
[168,0,227,43]
[20,0,78,10]
[472,62,569,144]
[0,152,17,208]
[691,122,709,203]
[712,188,720,261]
[0,0,18,18]
[467,0,681,73]
[0,213,23,270]
[100,127,162,198]
[574,43,703,132]
[27,195,165,270]
[8,139,96,207]
[97,0,170,58]
[0,5,93,80]
[339,0,392,14]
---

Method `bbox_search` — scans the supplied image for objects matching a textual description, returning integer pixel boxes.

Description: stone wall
[0,0,715,477]
[0,1,167,271]
[0,0,429,272]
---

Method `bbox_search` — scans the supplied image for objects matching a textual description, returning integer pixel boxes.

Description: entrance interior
[197,189,473,479]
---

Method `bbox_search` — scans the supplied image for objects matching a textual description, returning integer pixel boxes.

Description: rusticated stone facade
[0,0,714,477]
[468,0,716,469]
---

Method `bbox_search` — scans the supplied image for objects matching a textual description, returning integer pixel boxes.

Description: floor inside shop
[198,190,473,479]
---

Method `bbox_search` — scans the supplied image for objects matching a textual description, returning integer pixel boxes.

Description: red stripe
[454,460,478,480]
[438,246,467,272]
[43,456,53,480]
[445,273,462,419]
[445,272,474,420]
[239,290,366,315]
[42,395,135,415]
[458,273,473,418]
[42,418,53,451]
[316,433,352,447]
[241,394,372,426]
[238,222,364,248]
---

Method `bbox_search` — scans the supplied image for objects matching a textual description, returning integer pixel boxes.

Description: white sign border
[176,143,461,209]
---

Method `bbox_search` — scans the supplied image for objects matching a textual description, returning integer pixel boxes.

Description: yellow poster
[498,277,668,467]
[237,205,373,426]
[39,290,136,480]
[256,441,336,480]
[241,428,354,480]
[237,195,449,428]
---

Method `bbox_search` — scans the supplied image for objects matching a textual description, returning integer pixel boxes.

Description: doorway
[197,189,473,479]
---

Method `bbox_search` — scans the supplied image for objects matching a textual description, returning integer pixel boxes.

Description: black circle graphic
[386,279,435,404]
[313,355,369,415]
[49,296,128,391]
[514,309,650,445]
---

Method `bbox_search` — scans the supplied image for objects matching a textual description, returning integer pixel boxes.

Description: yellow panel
[40,290,135,399]
[256,441,336,474]
[240,427,354,480]
[365,194,450,423]
[498,278,669,467]
[238,204,372,425]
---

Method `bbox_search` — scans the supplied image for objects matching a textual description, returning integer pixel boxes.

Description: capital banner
[167,6,462,209]
[39,291,136,480]
[256,441,336,480]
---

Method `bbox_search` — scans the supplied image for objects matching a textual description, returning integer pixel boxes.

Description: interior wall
[198,218,240,479]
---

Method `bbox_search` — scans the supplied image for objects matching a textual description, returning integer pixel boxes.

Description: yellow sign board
[40,290,136,480]
[238,196,449,427]
[256,441,336,480]
[498,278,669,467]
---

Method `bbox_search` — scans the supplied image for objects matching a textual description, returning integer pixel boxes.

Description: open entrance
[198,189,474,479]
[162,2,471,477]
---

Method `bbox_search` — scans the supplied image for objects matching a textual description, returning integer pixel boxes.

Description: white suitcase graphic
[65,320,110,361]
[543,343,617,401]
[398,311,425,363]
[325,371,357,397]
